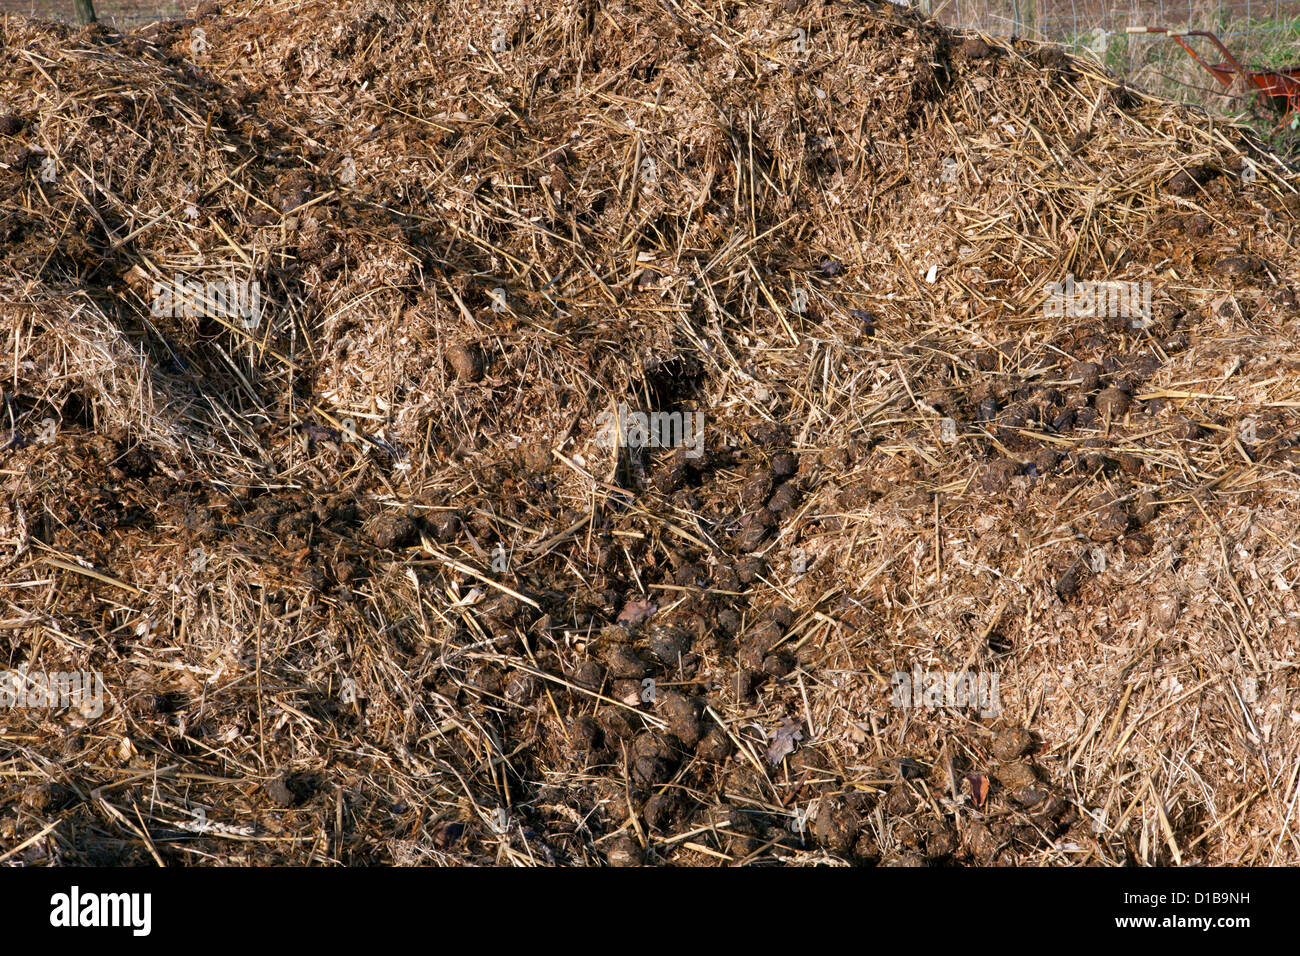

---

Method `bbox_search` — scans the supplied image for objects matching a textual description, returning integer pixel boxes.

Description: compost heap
[2,0,1299,865]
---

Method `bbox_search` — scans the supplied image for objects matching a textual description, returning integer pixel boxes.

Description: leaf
[766,717,804,766]
[616,598,657,626]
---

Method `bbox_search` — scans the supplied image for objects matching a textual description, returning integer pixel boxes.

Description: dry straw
[0,0,1297,865]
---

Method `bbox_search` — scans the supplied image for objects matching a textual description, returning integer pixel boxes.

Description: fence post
[1016,0,1037,38]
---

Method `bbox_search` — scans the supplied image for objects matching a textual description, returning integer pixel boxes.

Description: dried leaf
[766,717,804,766]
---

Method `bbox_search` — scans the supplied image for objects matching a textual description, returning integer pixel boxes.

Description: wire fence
[0,2,184,30]
[925,0,1300,54]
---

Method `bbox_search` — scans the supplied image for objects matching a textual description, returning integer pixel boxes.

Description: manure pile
[2,0,1299,865]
